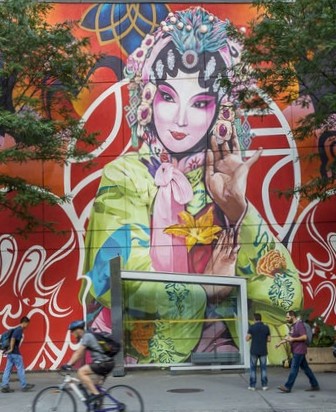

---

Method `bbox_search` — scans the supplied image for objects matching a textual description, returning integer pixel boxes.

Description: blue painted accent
[85,224,149,297]
[81,4,170,54]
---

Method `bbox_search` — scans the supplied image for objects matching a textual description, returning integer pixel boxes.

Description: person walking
[246,313,271,391]
[276,310,320,393]
[1,316,35,393]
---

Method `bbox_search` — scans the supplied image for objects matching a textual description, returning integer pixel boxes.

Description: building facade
[0,1,335,371]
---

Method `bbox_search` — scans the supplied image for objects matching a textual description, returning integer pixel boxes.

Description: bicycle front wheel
[32,385,77,412]
[103,384,144,412]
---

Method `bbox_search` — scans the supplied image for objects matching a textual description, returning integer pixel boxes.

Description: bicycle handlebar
[60,364,73,371]
[57,368,75,377]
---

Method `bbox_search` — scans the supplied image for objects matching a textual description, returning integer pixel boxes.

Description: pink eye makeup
[192,95,216,109]
[157,83,176,103]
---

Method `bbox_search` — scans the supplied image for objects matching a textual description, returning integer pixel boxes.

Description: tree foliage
[224,0,336,201]
[0,0,100,234]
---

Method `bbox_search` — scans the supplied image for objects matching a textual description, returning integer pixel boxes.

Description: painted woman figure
[83,7,303,365]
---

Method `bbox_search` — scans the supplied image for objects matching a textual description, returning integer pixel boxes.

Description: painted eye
[159,89,174,102]
[193,100,209,109]
[192,96,215,109]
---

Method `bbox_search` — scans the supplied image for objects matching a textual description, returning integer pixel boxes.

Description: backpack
[303,322,313,346]
[0,329,14,351]
[89,330,121,358]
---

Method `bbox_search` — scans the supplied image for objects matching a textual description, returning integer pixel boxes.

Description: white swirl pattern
[0,230,81,369]
[288,201,336,322]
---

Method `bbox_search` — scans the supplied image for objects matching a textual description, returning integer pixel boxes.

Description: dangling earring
[212,102,235,144]
[136,82,157,138]
[124,34,156,147]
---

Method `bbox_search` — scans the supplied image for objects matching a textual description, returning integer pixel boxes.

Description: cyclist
[61,320,115,404]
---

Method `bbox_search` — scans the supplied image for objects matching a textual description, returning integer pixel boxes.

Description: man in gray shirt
[62,320,114,404]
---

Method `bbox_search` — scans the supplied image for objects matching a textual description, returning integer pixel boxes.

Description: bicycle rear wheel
[32,385,77,412]
[102,384,144,412]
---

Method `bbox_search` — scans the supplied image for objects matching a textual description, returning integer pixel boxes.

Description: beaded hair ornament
[124,7,248,148]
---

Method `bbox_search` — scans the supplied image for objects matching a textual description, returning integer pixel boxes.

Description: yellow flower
[164,208,222,251]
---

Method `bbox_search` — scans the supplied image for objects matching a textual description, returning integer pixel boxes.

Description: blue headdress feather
[168,8,230,55]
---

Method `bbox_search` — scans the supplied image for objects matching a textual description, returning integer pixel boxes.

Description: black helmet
[68,320,85,331]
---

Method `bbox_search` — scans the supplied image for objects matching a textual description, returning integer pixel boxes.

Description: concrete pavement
[0,366,336,412]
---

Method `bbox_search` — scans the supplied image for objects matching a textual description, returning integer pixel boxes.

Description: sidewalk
[0,366,335,412]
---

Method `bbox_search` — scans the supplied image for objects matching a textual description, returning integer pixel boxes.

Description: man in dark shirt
[246,313,271,391]
[1,316,35,393]
[276,310,320,393]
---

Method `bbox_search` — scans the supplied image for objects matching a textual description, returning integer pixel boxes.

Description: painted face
[152,70,217,154]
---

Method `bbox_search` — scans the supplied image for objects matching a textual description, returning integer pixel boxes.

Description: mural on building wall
[0,3,335,371]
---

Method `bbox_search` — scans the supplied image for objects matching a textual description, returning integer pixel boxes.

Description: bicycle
[31,370,144,412]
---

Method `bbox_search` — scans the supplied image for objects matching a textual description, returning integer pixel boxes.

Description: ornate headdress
[124,7,246,147]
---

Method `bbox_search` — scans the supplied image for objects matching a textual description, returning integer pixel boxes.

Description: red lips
[170,130,187,140]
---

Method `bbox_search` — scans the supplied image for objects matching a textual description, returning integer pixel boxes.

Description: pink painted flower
[142,82,157,104]
[137,102,152,126]
[218,103,235,122]
[134,47,146,61]
[212,120,232,144]
[142,34,155,49]
[188,157,202,170]
[127,47,147,77]
[160,150,169,163]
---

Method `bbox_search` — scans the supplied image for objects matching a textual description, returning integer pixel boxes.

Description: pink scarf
[150,162,193,272]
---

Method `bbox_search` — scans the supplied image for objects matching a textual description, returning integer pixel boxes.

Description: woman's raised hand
[203,228,240,301]
[210,228,239,274]
[205,126,262,224]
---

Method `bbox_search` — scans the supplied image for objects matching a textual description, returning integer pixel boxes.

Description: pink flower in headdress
[134,47,146,61]
[126,55,136,73]
[136,83,156,137]
[212,120,233,144]
[142,34,155,49]
[132,47,147,74]
[218,102,236,122]
[137,102,152,126]
[126,35,155,79]
[141,82,156,104]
